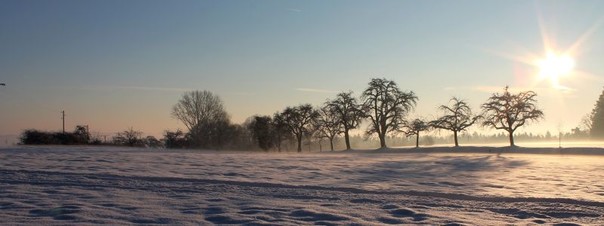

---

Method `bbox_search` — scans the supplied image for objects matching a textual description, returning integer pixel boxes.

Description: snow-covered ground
[0,146,603,225]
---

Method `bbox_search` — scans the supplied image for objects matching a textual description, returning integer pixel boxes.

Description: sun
[536,52,575,87]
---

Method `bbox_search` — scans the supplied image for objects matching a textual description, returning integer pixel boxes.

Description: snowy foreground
[1,146,603,225]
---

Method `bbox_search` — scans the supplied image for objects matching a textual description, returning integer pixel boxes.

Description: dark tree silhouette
[20,126,92,145]
[481,86,544,147]
[280,104,319,152]
[361,78,418,148]
[172,90,229,132]
[248,115,274,151]
[113,127,143,146]
[315,106,342,151]
[189,120,232,149]
[73,125,91,144]
[163,129,188,148]
[223,123,253,150]
[172,90,230,148]
[144,136,162,148]
[272,112,291,152]
[402,118,430,148]
[589,87,604,139]
[431,97,480,147]
[325,91,363,150]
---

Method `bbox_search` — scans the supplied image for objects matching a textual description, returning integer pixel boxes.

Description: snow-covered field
[0,146,603,225]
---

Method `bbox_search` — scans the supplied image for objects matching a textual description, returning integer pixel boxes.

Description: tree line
[24,77,604,150]
[19,126,165,148]
[166,78,544,151]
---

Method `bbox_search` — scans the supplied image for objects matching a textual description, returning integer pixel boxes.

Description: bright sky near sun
[1,0,604,138]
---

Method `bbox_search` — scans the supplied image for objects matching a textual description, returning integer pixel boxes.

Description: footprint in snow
[389,207,430,222]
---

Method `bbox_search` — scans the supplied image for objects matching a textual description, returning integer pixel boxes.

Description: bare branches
[279,104,320,152]
[315,106,343,151]
[431,97,480,147]
[171,90,231,148]
[325,91,363,150]
[172,90,229,132]
[401,118,430,148]
[361,78,418,148]
[481,86,544,146]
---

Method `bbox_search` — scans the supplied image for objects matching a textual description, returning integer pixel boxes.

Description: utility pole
[61,111,66,133]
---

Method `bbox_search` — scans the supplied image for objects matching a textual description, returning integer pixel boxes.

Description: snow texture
[0,146,603,225]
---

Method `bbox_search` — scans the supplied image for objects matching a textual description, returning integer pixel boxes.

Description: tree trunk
[415,132,419,148]
[297,135,302,152]
[330,138,334,151]
[453,130,459,147]
[344,130,351,150]
[508,130,515,147]
[379,132,387,148]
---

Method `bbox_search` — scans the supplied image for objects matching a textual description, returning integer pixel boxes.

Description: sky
[1,0,604,139]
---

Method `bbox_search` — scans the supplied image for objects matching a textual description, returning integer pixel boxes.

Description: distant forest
[19,78,604,151]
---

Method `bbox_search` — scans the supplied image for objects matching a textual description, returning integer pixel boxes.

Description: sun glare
[536,52,575,87]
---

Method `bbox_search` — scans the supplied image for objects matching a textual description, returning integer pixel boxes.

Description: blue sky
[1,0,604,138]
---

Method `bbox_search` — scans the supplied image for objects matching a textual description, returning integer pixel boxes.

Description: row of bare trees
[403,86,543,148]
[171,78,544,151]
[243,78,417,152]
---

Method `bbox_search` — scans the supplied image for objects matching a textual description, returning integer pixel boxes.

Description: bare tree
[172,90,229,132]
[315,106,342,151]
[431,97,480,147]
[402,118,430,148]
[280,104,320,152]
[325,91,363,150]
[172,90,230,148]
[361,78,418,148]
[481,86,544,147]
[113,127,143,147]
